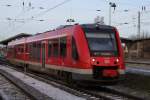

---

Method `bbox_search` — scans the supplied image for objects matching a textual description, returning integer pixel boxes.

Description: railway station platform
[125,59,150,76]
[0,65,86,100]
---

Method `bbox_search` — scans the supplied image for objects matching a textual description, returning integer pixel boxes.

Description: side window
[37,42,41,61]
[18,45,23,53]
[30,43,36,60]
[48,40,52,57]
[72,37,78,60]
[21,47,24,53]
[25,44,28,53]
[60,37,67,57]
[53,39,59,57]
[33,42,36,59]
[14,46,17,57]
[29,43,33,59]
[18,47,20,53]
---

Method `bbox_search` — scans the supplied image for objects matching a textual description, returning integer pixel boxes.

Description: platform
[0,65,86,100]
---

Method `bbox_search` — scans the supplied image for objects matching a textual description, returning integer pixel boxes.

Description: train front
[82,24,125,83]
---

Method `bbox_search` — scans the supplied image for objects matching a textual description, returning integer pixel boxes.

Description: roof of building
[133,37,150,42]
[120,37,133,43]
[0,33,32,45]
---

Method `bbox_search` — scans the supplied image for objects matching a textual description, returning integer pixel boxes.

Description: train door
[42,41,46,68]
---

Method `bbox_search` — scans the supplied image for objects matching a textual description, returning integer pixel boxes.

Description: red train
[7,24,125,84]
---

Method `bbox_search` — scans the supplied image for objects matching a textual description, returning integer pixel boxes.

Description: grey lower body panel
[72,73,125,83]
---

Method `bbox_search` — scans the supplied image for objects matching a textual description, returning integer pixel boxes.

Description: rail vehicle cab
[74,24,125,83]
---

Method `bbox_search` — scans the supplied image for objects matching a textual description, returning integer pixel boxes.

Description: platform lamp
[109,2,117,25]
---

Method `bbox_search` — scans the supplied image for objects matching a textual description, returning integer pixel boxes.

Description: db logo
[104,58,110,64]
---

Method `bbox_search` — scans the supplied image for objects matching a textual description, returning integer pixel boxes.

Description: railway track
[0,59,145,100]
[23,69,145,100]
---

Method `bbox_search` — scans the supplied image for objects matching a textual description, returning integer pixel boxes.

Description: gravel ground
[0,74,31,100]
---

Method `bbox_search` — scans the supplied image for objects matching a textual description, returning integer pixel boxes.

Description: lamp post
[109,2,116,25]
[96,10,101,12]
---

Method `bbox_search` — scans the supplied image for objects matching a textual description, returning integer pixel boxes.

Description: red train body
[7,24,125,84]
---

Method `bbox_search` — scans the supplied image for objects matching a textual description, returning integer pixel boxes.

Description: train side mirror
[121,43,126,49]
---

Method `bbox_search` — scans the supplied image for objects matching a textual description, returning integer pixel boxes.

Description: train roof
[81,24,115,33]
[81,24,114,29]
[55,23,114,30]
[8,25,75,46]
[7,24,116,46]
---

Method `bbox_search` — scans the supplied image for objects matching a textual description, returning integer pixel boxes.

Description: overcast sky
[0,0,150,40]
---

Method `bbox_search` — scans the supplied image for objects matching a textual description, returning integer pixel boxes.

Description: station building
[127,38,150,59]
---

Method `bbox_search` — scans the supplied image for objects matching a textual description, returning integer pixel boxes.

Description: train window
[29,44,33,59]
[14,47,17,58]
[48,41,52,57]
[72,37,78,60]
[21,48,24,53]
[33,43,37,59]
[60,37,67,57]
[53,39,59,57]
[36,43,41,61]
[18,47,20,52]
[18,46,23,53]
[85,32,118,56]
[25,44,28,52]
[29,42,37,60]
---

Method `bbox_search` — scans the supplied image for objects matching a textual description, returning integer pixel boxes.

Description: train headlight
[116,58,119,63]
[92,58,95,62]
[114,58,119,64]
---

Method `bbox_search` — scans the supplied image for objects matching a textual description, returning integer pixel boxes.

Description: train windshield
[86,32,118,56]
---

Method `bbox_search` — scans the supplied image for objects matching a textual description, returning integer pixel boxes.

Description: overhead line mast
[138,11,141,39]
